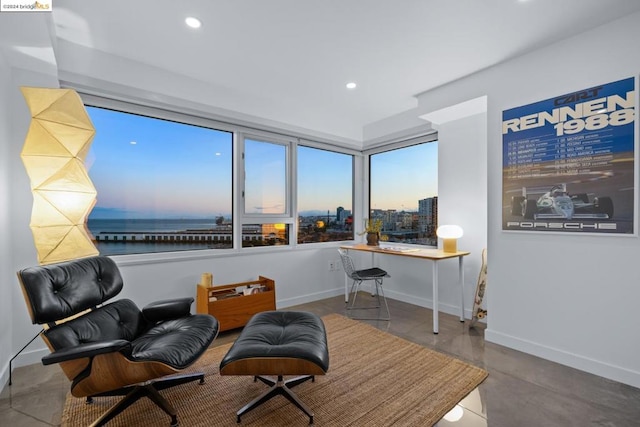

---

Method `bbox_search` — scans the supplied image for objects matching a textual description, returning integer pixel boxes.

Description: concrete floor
[2,294,640,426]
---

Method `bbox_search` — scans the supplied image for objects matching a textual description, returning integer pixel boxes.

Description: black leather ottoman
[219,311,330,424]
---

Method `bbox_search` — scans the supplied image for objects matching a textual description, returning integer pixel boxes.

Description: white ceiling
[9,0,640,142]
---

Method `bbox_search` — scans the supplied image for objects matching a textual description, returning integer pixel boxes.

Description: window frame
[81,97,236,257]
[363,132,438,246]
[237,131,295,248]
[296,143,357,244]
[77,93,359,262]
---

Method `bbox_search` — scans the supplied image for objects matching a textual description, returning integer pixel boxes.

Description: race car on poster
[510,184,614,220]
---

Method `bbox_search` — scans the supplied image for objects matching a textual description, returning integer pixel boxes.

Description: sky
[86,106,437,219]
[370,142,438,210]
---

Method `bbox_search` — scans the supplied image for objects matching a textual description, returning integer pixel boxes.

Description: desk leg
[459,256,465,322]
[432,261,439,334]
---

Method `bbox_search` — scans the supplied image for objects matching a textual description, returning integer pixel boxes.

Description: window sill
[109,240,358,267]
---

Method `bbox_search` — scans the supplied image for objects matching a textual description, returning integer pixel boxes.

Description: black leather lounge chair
[17,256,219,427]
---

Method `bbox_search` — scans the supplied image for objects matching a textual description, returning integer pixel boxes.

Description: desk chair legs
[347,277,391,321]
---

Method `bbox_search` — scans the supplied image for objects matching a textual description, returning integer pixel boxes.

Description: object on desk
[437,225,464,253]
[381,246,420,253]
[470,248,488,328]
[366,232,380,246]
[358,218,384,246]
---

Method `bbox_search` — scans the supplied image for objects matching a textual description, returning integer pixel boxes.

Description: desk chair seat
[338,248,390,321]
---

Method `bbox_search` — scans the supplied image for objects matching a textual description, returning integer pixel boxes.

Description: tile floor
[2,295,640,426]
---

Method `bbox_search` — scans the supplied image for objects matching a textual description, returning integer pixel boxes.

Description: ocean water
[87,218,230,255]
[87,218,220,234]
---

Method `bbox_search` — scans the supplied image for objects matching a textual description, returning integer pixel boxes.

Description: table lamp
[436,225,463,253]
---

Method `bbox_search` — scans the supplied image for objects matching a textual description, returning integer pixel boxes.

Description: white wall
[437,113,488,311]
[411,12,640,387]
[0,47,13,389]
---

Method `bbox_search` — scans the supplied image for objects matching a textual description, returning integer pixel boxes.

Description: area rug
[61,314,488,426]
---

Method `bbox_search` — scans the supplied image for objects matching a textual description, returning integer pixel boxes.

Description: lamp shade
[21,87,98,265]
[436,225,464,239]
[436,225,463,253]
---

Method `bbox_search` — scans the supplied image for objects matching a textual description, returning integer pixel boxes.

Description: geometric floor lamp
[20,87,98,265]
[12,88,98,386]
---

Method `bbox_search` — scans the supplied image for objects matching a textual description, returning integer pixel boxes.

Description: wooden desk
[341,244,470,334]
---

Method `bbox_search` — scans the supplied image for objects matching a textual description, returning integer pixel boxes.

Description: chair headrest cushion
[17,256,123,324]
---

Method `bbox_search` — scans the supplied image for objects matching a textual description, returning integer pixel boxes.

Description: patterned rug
[61,313,488,426]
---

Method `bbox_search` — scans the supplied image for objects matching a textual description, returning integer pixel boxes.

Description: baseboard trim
[485,329,640,389]
[277,288,344,308]
[384,288,475,320]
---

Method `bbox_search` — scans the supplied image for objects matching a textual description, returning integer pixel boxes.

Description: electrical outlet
[328,261,335,271]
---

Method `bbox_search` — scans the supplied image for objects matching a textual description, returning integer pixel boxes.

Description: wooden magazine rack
[196,276,276,332]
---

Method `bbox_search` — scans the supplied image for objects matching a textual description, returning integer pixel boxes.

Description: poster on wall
[502,77,636,234]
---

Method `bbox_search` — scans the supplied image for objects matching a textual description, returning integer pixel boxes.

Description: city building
[419,196,438,237]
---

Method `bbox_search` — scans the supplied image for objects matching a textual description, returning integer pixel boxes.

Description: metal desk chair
[338,248,390,321]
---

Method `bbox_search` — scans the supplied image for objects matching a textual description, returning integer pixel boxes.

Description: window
[244,138,287,215]
[81,97,357,257]
[369,141,438,246]
[85,106,233,256]
[240,135,292,247]
[297,146,354,243]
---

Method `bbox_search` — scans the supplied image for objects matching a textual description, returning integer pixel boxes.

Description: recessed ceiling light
[346,82,357,89]
[185,17,202,29]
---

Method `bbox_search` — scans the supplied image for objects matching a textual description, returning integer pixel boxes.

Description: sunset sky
[86,106,436,219]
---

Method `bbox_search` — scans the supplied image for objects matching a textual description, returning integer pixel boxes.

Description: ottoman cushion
[219,311,329,376]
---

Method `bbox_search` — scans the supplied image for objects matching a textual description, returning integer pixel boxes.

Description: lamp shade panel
[21,121,73,157]
[21,87,94,130]
[20,156,72,189]
[37,158,96,193]
[36,120,95,157]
